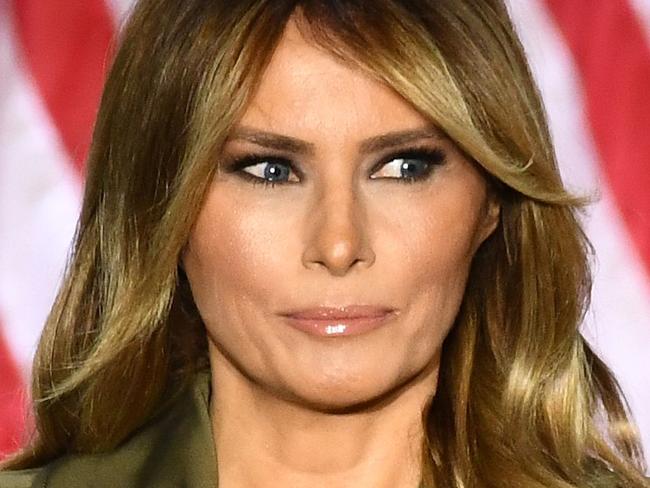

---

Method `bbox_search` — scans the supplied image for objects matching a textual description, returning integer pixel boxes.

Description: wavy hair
[2,0,648,486]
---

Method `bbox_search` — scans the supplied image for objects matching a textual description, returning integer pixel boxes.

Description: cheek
[380,184,487,295]
[183,185,304,328]
[374,174,489,359]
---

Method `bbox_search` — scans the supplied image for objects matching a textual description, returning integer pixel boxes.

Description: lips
[279,305,398,337]
[280,305,395,320]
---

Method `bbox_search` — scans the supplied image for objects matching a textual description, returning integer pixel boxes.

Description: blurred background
[0,0,649,463]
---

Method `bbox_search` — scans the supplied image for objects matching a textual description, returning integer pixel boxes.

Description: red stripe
[544,0,650,277]
[11,0,115,174]
[0,322,27,459]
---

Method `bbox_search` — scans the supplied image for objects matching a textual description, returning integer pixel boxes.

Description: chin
[277,368,425,414]
[285,387,395,414]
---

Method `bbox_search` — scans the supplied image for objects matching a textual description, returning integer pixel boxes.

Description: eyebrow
[227,125,445,155]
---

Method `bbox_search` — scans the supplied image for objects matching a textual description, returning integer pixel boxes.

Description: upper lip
[280,305,396,320]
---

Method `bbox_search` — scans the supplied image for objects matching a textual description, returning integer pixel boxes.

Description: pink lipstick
[279,305,397,337]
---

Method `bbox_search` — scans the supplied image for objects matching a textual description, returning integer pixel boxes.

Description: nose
[301,184,375,276]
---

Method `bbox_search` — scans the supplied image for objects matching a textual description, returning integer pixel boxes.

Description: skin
[182,17,500,488]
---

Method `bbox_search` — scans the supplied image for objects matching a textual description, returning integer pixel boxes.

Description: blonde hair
[2,0,648,486]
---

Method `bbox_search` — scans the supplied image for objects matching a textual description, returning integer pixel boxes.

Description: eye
[370,148,446,184]
[227,155,300,187]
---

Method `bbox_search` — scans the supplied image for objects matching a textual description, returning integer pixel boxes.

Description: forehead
[237,17,432,140]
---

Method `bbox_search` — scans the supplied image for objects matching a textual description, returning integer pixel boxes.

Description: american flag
[0,0,648,461]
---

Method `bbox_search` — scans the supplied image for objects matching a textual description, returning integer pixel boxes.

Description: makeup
[222,145,447,189]
[279,306,398,337]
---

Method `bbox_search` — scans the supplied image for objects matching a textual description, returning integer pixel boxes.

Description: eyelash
[224,146,447,189]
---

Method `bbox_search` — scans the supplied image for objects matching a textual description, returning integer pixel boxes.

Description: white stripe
[0,9,82,376]
[507,0,650,456]
[629,0,650,42]
[104,0,136,28]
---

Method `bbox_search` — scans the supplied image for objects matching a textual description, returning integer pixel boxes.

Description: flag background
[1,0,649,463]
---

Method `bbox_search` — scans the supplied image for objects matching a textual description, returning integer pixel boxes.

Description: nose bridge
[302,179,374,275]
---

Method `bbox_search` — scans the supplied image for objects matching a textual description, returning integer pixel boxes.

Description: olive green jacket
[0,369,218,487]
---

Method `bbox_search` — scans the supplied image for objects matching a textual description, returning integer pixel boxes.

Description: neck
[208,344,438,488]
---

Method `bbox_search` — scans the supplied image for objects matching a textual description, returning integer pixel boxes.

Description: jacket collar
[142,367,218,487]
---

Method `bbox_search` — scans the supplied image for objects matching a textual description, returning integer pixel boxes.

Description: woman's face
[182,20,499,410]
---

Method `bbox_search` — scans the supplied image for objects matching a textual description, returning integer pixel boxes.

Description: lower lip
[281,313,396,337]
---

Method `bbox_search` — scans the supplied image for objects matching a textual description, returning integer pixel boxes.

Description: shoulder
[584,458,650,488]
[0,369,216,488]
[0,415,172,488]
[0,467,45,488]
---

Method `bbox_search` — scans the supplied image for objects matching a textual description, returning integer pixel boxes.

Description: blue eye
[241,159,296,184]
[226,156,298,188]
[226,147,446,188]
[370,149,446,183]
